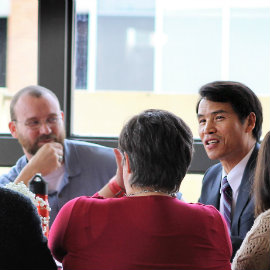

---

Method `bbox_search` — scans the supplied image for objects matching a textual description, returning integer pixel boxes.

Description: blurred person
[197,81,263,259]
[232,131,270,270]
[0,85,116,225]
[49,109,232,270]
[0,186,57,269]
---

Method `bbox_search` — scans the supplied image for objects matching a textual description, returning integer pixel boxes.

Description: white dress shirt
[220,145,255,218]
[44,164,65,194]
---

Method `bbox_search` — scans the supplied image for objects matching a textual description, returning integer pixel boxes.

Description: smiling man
[0,85,116,225]
[196,81,263,259]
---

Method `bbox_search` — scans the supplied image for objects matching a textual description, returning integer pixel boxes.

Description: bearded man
[0,85,116,225]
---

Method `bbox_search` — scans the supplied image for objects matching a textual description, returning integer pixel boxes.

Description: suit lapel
[231,143,259,234]
[207,166,222,209]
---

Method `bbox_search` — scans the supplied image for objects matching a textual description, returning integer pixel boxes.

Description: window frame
[0,0,216,174]
[0,17,7,87]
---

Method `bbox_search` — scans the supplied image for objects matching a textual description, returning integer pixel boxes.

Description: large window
[73,0,270,139]
[0,0,269,202]
[71,0,270,202]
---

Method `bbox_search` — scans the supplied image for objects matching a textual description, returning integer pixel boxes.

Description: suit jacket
[199,143,259,259]
[0,139,117,226]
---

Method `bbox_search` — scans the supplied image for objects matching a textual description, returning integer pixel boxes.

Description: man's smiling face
[197,98,251,168]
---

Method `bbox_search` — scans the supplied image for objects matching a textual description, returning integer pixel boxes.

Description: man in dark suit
[197,81,263,259]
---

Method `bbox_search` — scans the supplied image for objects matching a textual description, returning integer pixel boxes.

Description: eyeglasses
[13,116,62,130]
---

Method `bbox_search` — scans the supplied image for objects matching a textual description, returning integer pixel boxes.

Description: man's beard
[17,130,66,156]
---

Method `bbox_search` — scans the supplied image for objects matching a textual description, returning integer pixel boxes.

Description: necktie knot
[222,176,231,192]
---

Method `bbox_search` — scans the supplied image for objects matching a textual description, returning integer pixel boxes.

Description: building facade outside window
[71,0,270,201]
[73,0,270,139]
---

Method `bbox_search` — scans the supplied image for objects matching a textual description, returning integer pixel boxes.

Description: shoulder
[15,155,28,168]
[57,195,107,224]
[0,156,27,185]
[183,202,229,235]
[232,209,270,270]
[204,163,222,177]
[187,202,221,216]
[0,187,38,222]
[0,186,33,207]
[178,201,223,224]
[58,195,105,213]
[253,209,270,229]
[188,202,230,235]
[64,139,115,167]
[66,195,115,213]
[64,139,114,157]
[258,208,270,218]
[238,208,270,245]
[68,195,106,207]
[202,163,222,185]
[63,140,116,178]
[0,186,41,232]
[64,140,115,172]
[198,163,222,203]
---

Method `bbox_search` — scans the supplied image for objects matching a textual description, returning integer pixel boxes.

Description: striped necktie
[222,176,232,230]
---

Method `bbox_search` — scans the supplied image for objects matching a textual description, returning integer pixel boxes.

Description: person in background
[0,186,57,269]
[0,85,116,225]
[232,131,270,270]
[49,109,232,270]
[197,81,263,259]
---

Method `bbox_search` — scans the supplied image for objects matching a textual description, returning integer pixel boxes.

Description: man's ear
[8,121,18,138]
[124,152,132,173]
[245,112,256,133]
[60,111,64,121]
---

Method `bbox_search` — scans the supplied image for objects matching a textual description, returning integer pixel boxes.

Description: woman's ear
[124,152,132,173]
[114,148,123,170]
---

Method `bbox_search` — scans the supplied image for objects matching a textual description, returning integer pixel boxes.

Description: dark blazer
[0,187,57,269]
[199,143,259,259]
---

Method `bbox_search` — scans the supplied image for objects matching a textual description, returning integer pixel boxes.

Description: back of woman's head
[254,131,270,216]
[118,109,193,193]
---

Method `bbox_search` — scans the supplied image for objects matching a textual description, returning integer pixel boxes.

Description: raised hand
[15,142,64,186]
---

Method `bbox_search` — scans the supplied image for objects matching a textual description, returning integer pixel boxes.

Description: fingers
[49,143,64,164]
[50,142,63,149]
[30,143,64,175]
[50,142,64,155]
[39,142,64,159]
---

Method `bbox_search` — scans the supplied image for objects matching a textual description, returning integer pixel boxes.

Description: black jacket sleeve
[0,187,57,269]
